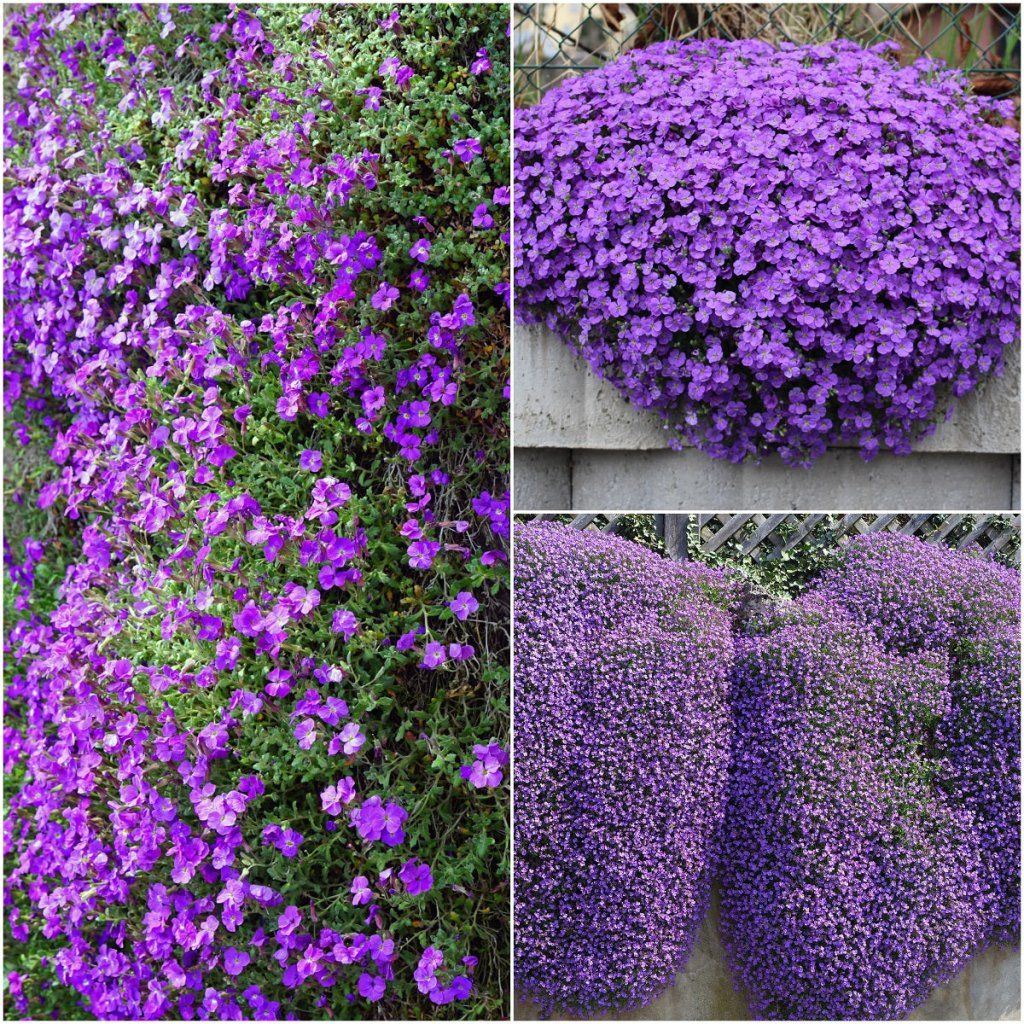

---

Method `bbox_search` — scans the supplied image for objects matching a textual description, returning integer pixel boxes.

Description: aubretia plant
[514,525,1019,1020]
[513,523,737,1015]
[515,39,1021,466]
[811,534,1022,943]
[720,535,1020,1019]
[4,3,509,1020]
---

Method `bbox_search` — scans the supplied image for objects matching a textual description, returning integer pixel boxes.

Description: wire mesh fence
[514,3,1022,104]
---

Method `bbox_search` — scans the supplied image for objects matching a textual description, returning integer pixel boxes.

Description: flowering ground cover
[514,524,1020,1019]
[513,523,737,1015]
[3,4,509,1019]
[515,39,1021,466]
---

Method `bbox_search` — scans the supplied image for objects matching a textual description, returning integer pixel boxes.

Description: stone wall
[513,326,1021,510]
[514,898,1022,1021]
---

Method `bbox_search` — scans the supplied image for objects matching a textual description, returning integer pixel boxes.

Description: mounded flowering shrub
[811,534,1021,942]
[513,522,736,1014]
[720,596,992,1019]
[515,39,1021,466]
[4,4,509,1019]
[721,535,1020,1019]
[515,526,1019,1019]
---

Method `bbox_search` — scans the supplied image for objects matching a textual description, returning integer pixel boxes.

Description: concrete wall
[514,898,1022,1021]
[513,326,1021,510]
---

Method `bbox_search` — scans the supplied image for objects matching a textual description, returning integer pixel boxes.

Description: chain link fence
[514,2,1021,104]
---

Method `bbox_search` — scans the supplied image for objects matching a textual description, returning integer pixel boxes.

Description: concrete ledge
[514,900,1021,1021]
[514,448,1017,510]
[514,325,1022,454]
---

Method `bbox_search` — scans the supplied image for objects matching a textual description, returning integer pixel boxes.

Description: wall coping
[514,324,1021,455]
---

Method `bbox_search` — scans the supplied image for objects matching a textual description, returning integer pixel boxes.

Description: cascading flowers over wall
[4,3,509,1020]
[515,39,1021,466]
[513,523,737,1015]
[513,524,1020,1019]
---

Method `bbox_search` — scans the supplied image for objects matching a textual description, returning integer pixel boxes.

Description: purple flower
[233,601,264,637]
[321,777,356,815]
[331,609,359,639]
[300,449,323,472]
[470,48,491,76]
[409,238,431,263]
[452,137,482,163]
[371,282,399,310]
[459,742,508,789]
[223,948,250,977]
[278,905,301,936]
[357,972,385,1001]
[448,590,478,621]
[294,718,317,750]
[350,796,407,846]
[407,539,440,570]
[276,828,304,859]
[471,204,493,230]
[398,858,433,896]
[336,722,365,756]
[351,875,373,906]
[420,640,447,669]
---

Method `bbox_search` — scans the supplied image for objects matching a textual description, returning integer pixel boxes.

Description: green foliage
[4,3,509,1019]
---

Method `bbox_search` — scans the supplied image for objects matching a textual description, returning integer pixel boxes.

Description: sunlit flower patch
[3,3,510,1019]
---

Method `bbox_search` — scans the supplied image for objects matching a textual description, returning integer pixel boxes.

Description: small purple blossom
[398,858,433,896]
[452,137,482,163]
[448,590,478,621]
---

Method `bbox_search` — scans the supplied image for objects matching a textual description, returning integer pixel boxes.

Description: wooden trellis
[531,513,1022,564]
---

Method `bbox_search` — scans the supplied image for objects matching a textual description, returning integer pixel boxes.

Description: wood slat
[865,514,899,534]
[663,515,689,561]
[531,513,1018,565]
[740,514,791,556]
[900,514,935,535]
[781,513,828,551]
[836,514,866,537]
[928,515,965,543]
[986,526,1019,554]
[703,514,755,552]
[957,516,995,550]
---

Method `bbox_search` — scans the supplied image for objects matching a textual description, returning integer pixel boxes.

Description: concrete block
[514,897,748,1021]
[514,448,572,510]
[568,450,1016,511]
[514,324,1022,455]
[514,897,1021,1021]
[912,942,1021,1021]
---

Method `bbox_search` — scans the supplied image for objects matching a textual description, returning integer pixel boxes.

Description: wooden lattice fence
[530,513,1022,564]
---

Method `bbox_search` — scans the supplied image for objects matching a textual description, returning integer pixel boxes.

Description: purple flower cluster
[513,523,736,1014]
[515,39,1021,465]
[812,534,1022,941]
[720,535,1020,1019]
[3,3,509,1018]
